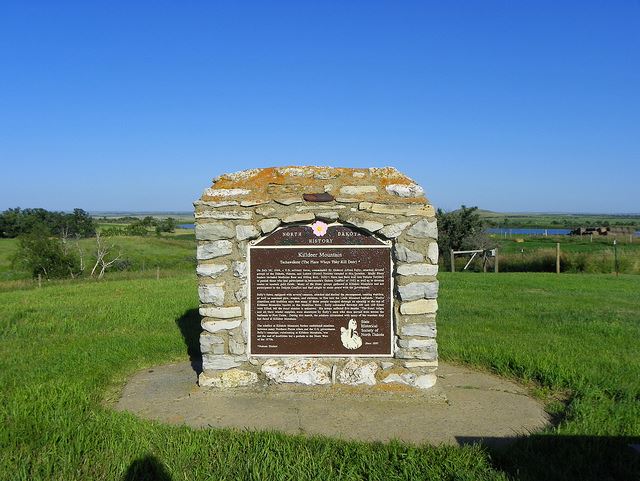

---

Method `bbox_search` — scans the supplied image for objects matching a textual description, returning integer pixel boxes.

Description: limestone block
[380,361,395,370]
[198,284,225,306]
[381,372,415,385]
[258,218,281,233]
[199,306,242,319]
[395,341,438,361]
[195,210,253,220]
[275,197,303,205]
[314,169,337,180]
[315,211,340,221]
[394,244,424,263]
[236,225,260,241]
[398,281,439,301]
[398,338,437,349]
[399,299,438,315]
[359,203,434,217]
[240,199,268,207]
[261,359,331,385]
[379,222,411,238]
[255,205,276,216]
[385,183,425,198]
[228,337,245,355]
[201,319,242,333]
[346,217,384,233]
[400,322,437,338]
[413,374,437,389]
[427,242,439,264]
[297,205,345,211]
[338,359,378,386]
[232,261,247,278]
[407,219,438,239]
[196,223,235,240]
[396,263,438,277]
[202,354,246,371]
[196,240,233,260]
[339,185,377,196]
[275,167,308,176]
[234,285,247,302]
[204,188,251,198]
[282,212,315,223]
[196,264,228,278]
[194,200,238,208]
[403,360,438,368]
[200,333,225,354]
[199,369,258,388]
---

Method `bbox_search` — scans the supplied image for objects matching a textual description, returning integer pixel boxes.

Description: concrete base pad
[114,362,550,446]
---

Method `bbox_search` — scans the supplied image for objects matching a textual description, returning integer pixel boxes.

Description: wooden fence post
[450,249,455,272]
[38,273,42,288]
[556,243,561,274]
[494,249,499,273]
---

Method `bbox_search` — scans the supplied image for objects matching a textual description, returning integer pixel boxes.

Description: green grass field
[0,272,638,480]
[479,210,640,230]
[468,235,640,274]
[0,230,196,282]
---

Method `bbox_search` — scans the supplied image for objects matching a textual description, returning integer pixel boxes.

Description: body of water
[487,228,640,237]
[178,224,195,229]
[487,228,572,236]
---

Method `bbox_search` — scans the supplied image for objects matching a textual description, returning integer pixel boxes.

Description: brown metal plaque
[249,223,392,356]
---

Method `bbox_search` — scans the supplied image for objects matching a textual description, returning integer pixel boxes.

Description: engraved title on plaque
[248,222,393,356]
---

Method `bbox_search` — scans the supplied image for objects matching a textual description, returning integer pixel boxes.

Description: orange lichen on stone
[200,166,429,205]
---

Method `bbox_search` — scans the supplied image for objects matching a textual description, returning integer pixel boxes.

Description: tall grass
[496,248,639,273]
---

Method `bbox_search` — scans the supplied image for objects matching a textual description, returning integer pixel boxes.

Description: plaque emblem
[311,220,329,237]
[340,319,363,350]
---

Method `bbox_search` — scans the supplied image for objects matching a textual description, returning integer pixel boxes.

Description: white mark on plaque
[340,319,363,350]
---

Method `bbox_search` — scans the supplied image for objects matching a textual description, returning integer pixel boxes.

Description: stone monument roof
[198,166,429,205]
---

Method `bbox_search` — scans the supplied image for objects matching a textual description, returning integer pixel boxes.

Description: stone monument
[194,167,439,389]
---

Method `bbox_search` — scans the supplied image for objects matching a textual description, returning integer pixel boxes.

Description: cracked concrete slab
[113,361,550,446]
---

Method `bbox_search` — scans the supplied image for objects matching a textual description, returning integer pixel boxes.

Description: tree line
[0,207,96,238]
[2,208,178,280]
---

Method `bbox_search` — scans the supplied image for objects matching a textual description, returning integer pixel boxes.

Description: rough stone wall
[195,166,439,389]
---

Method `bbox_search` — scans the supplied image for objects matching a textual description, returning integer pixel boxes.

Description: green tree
[155,217,177,235]
[64,208,96,237]
[436,206,491,268]
[126,221,149,236]
[0,207,96,238]
[13,225,81,279]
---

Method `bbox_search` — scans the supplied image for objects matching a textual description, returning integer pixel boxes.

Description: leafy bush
[155,217,177,235]
[12,226,81,279]
[437,206,493,269]
[125,222,149,236]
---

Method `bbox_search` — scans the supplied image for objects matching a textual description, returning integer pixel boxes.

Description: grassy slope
[1,273,639,480]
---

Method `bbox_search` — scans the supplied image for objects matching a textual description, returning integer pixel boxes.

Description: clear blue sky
[1,1,638,213]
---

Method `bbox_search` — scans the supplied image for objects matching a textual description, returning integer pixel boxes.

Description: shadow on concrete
[122,455,172,481]
[457,434,640,481]
[174,308,202,375]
